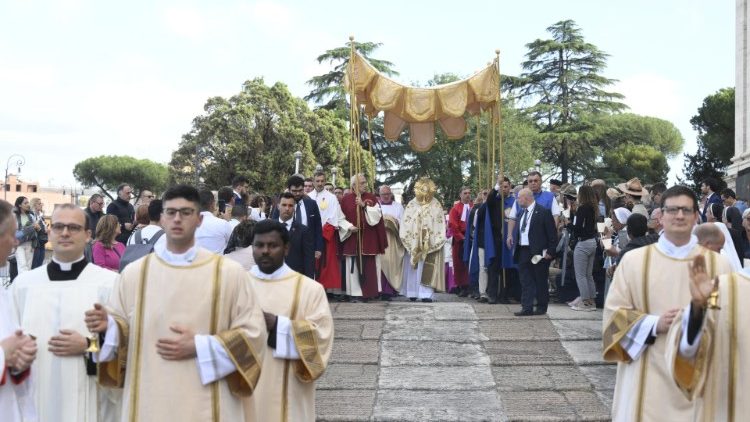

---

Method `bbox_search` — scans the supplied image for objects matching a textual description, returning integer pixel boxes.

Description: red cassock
[317,223,341,289]
[340,192,388,299]
[448,200,473,287]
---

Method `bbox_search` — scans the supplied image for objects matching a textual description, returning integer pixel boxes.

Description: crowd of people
[0,167,748,421]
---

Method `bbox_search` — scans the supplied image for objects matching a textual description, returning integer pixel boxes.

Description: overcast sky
[0,0,735,189]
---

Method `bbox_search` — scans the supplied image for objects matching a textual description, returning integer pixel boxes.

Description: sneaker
[567,297,582,308]
[572,302,596,312]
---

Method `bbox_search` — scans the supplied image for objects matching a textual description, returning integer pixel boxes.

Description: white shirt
[309,189,342,227]
[460,203,471,223]
[381,201,404,221]
[509,191,560,219]
[279,218,293,232]
[518,201,536,246]
[127,224,166,248]
[195,211,232,254]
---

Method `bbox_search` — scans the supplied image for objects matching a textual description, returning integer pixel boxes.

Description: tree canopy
[682,87,735,191]
[73,155,168,201]
[512,19,627,182]
[169,78,352,194]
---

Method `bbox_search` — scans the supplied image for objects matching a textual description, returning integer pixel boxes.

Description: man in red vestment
[448,186,473,296]
[339,174,388,302]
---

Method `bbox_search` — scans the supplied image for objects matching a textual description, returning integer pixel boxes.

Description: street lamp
[294,151,302,175]
[534,159,542,173]
[4,154,25,200]
[331,166,338,186]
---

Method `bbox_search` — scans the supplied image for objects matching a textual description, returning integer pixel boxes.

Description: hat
[617,177,648,197]
[562,184,577,199]
[549,179,563,187]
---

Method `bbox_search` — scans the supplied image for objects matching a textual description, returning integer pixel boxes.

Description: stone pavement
[316,294,615,421]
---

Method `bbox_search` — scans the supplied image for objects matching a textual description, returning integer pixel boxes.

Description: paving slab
[317,364,379,390]
[500,390,577,421]
[560,340,610,366]
[481,319,560,341]
[473,304,522,319]
[333,320,383,340]
[492,365,592,391]
[383,304,434,321]
[546,304,603,320]
[373,390,504,422]
[433,303,479,320]
[383,319,488,342]
[562,390,611,420]
[594,389,614,413]
[551,319,603,341]
[381,340,491,366]
[578,365,617,392]
[330,340,380,364]
[333,303,386,320]
[485,341,575,366]
[316,389,375,421]
[379,366,496,390]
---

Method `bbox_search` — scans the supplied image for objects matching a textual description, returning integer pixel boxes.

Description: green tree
[681,88,735,191]
[598,144,669,184]
[594,113,683,157]
[73,156,168,201]
[169,78,351,194]
[514,19,626,182]
[691,87,735,163]
[305,40,398,114]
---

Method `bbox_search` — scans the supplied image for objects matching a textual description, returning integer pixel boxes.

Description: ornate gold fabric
[346,51,499,150]
[216,329,262,396]
[97,315,130,388]
[400,192,446,266]
[291,320,326,383]
[382,215,404,290]
[602,308,647,362]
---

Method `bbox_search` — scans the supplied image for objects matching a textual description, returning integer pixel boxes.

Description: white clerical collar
[250,263,292,279]
[52,255,85,271]
[656,234,698,259]
[154,242,199,266]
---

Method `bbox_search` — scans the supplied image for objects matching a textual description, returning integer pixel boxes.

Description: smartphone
[218,199,226,214]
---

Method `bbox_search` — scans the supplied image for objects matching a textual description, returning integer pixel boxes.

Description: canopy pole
[348,35,364,277]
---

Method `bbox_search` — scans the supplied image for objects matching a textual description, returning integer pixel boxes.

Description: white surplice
[11,260,120,422]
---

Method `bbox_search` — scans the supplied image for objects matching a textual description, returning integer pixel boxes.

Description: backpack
[118,229,164,272]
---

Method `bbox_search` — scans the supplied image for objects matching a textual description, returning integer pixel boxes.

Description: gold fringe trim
[215,328,262,397]
[291,320,325,383]
[97,315,130,388]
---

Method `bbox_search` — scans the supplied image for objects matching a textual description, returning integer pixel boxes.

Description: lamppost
[294,151,302,175]
[4,154,25,200]
[331,166,338,186]
[534,159,542,173]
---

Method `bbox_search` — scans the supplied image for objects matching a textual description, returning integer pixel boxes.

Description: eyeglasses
[662,206,694,215]
[50,223,84,234]
[163,207,197,218]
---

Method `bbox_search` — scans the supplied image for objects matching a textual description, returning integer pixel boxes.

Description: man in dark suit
[507,188,557,316]
[271,175,324,262]
[277,192,314,278]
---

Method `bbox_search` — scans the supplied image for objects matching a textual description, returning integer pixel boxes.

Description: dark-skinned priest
[243,219,333,421]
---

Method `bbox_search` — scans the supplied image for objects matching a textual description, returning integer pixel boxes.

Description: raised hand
[688,255,716,309]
